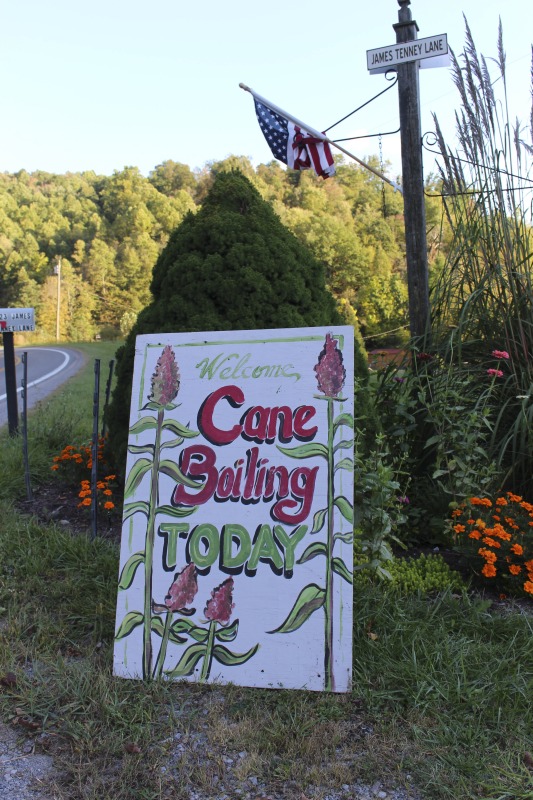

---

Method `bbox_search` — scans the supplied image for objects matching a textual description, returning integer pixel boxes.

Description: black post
[91,359,100,540]
[394,0,430,341]
[21,352,33,501]
[3,332,19,435]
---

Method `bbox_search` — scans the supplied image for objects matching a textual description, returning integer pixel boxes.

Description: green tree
[106,170,367,471]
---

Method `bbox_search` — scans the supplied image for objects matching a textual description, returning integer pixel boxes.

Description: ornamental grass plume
[451,492,533,596]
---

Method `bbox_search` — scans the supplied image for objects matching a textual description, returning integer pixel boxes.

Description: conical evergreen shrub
[106,170,368,471]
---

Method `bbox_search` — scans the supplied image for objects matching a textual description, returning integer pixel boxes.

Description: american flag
[254,99,335,179]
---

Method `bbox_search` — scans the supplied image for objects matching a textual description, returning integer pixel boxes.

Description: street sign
[0,308,35,333]
[367,33,448,74]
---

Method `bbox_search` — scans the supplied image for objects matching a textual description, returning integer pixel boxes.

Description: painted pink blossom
[165,563,198,612]
[204,577,235,625]
[149,345,180,406]
[314,334,346,398]
[491,350,510,360]
[487,368,504,378]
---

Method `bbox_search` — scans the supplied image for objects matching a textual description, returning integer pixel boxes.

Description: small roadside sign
[367,33,449,74]
[0,308,35,333]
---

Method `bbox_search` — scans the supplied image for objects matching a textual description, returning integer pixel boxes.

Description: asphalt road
[0,345,88,429]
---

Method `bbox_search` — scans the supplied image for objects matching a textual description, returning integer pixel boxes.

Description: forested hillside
[0,155,448,344]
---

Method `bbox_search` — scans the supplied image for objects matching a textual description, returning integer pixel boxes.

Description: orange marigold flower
[524,581,533,595]
[496,497,508,506]
[510,543,524,556]
[80,497,92,507]
[103,489,113,496]
[97,481,105,489]
[525,560,533,572]
[509,564,522,575]
[467,518,475,525]
[507,493,523,503]
[478,548,497,563]
[78,490,91,498]
[475,519,486,529]
[482,563,497,578]
[51,464,59,471]
[482,537,501,548]
[451,509,463,518]
[469,531,482,540]
[104,501,114,510]
[105,474,117,481]
[453,524,466,533]
[471,497,492,507]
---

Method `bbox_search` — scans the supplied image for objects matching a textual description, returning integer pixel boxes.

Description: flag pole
[239,83,402,194]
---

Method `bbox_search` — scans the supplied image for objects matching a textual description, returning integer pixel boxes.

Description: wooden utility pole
[393,0,430,341]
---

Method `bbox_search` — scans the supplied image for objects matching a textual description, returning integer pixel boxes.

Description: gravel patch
[0,722,55,800]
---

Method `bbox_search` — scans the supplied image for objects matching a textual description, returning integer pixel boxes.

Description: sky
[0,0,531,182]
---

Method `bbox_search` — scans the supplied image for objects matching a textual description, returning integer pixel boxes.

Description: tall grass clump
[430,20,533,494]
[371,22,532,545]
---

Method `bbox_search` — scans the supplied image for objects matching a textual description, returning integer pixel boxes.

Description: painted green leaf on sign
[162,419,199,438]
[212,643,259,666]
[155,504,199,518]
[151,616,165,637]
[334,495,353,523]
[334,531,354,544]
[124,458,152,498]
[115,611,144,640]
[129,416,158,435]
[277,442,328,460]
[333,412,354,434]
[268,584,326,634]
[333,439,353,453]
[297,541,328,564]
[160,437,185,451]
[159,459,202,488]
[311,507,327,534]
[172,620,208,643]
[128,443,155,455]
[332,557,353,584]
[334,457,354,473]
[215,619,239,642]
[122,501,150,521]
[118,551,145,590]
[165,643,207,677]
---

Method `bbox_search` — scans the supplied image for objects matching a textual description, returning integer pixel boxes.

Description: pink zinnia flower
[491,350,509,360]
[204,577,235,625]
[314,333,346,398]
[487,368,504,378]
[165,563,198,612]
[149,345,180,406]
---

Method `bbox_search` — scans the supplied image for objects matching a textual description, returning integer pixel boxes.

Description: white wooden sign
[114,327,354,692]
[0,308,35,332]
[367,33,449,74]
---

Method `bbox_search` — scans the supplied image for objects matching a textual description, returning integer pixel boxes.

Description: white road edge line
[0,348,71,401]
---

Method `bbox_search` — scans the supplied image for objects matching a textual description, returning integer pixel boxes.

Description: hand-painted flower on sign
[149,345,180,407]
[314,333,346,398]
[165,563,198,613]
[272,332,354,691]
[204,577,235,625]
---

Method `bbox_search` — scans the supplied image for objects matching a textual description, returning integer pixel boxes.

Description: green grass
[0,343,532,799]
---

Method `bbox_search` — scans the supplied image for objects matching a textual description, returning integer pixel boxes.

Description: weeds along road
[0,345,88,429]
